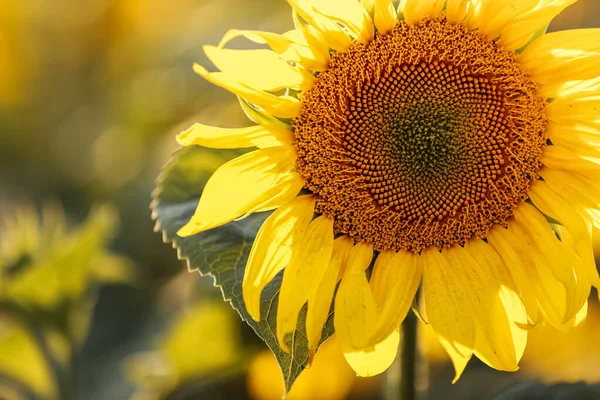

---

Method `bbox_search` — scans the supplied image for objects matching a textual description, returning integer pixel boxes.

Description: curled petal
[311,0,375,44]
[203,45,315,92]
[287,0,353,52]
[193,64,301,118]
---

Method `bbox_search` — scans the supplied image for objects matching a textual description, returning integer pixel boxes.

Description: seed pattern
[293,17,547,252]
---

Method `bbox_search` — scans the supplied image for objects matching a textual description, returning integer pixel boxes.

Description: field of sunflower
[1,0,600,399]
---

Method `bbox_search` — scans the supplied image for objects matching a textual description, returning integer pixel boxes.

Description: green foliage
[152,146,335,393]
[125,301,246,399]
[0,204,132,399]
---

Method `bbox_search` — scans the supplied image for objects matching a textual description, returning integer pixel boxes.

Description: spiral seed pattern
[293,17,547,252]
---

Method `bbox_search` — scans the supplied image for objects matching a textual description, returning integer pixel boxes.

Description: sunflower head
[173,0,600,385]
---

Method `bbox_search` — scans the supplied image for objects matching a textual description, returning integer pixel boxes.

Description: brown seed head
[293,17,547,252]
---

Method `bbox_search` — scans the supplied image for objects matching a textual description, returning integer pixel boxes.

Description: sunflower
[176,0,600,380]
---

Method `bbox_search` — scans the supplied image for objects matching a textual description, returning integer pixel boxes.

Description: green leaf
[152,146,334,393]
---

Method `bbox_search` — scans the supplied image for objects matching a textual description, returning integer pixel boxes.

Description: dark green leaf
[152,146,334,393]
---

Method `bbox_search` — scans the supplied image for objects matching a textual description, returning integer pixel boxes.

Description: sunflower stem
[400,310,418,400]
[384,310,419,400]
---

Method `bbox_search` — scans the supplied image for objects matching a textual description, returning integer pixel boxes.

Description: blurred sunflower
[176,0,600,381]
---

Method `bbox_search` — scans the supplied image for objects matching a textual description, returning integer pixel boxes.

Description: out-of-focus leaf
[493,381,600,400]
[161,302,239,381]
[0,203,133,354]
[125,301,244,399]
[89,252,135,284]
[0,314,57,400]
[1,205,121,309]
[152,146,335,393]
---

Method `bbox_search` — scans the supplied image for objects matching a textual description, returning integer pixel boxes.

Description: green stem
[384,310,419,400]
[400,310,418,400]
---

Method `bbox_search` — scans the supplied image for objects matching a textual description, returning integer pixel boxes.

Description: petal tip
[177,222,199,237]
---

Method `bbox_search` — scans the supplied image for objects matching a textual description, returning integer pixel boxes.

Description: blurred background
[0,1,599,399]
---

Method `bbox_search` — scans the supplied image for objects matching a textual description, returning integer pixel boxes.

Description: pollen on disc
[293,16,547,252]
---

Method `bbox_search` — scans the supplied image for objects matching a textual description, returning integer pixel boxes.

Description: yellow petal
[499,0,577,51]
[240,171,306,216]
[489,223,567,328]
[441,245,520,371]
[437,335,472,383]
[476,0,537,40]
[513,203,588,323]
[401,0,444,25]
[421,247,475,361]
[540,168,600,211]
[539,76,600,100]
[486,226,544,327]
[341,329,400,377]
[217,28,316,69]
[193,64,301,119]
[549,120,600,136]
[554,224,595,308]
[528,180,599,289]
[243,195,316,321]
[369,250,422,345]
[361,0,375,12]
[306,236,353,362]
[334,242,376,351]
[565,300,589,328]
[586,208,600,230]
[277,216,335,351]
[287,0,353,52]
[287,13,331,71]
[547,121,600,156]
[177,146,296,236]
[521,29,600,86]
[217,29,300,62]
[203,45,314,92]
[464,239,528,364]
[363,0,397,34]
[546,96,600,124]
[445,0,470,24]
[176,123,294,149]
[463,0,485,30]
[542,145,600,172]
[311,0,375,44]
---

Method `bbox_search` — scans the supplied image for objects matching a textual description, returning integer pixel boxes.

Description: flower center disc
[293,17,547,252]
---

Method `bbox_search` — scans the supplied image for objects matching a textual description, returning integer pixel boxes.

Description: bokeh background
[0,1,599,399]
